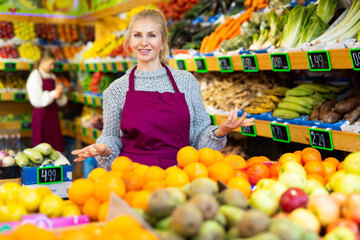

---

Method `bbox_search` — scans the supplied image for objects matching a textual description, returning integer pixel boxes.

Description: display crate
[0,166,20,179]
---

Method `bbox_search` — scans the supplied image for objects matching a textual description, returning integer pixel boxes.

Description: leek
[298,16,328,45]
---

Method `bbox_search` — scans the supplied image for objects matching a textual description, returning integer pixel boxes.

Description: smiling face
[130,19,165,68]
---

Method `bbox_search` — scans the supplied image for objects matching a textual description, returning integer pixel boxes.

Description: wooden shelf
[0,14,95,26]
[0,92,28,102]
[69,92,103,108]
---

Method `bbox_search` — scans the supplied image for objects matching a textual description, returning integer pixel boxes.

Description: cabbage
[316,0,338,24]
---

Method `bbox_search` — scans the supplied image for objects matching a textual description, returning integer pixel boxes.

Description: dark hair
[35,49,56,68]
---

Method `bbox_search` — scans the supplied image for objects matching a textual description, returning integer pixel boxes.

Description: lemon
[35,186,53,198]
[62,204,81,217]
[0,204,27,222]
[19,187,41,212]
[39,195,64,218]
[0,182,21,204]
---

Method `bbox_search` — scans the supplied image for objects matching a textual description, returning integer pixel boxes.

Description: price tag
[13,92,26,102]
[241,55,258,72]
[92,129,98,140]
[73,123,77,132]
[270,122,290,143]
[83,95,88,105]
[270,53,290,72]
[100,97,103,107]
[307,50,331,71]
[218,56,233,73]
[309,128,333,151]
[350,48,360,71]
[29,63,34,71]
[75,64,80,72]
[101,63,108,73]
[110,62,117,72]
[85,63,91,72]
[176,59,187,70]
[53,62,64,72]
[241,125,257,137]
[0,93,2,102]
[20,121,31,130]
[209,114,216,125]
[121,61,129,72]
[82,126,87,136]
[92,97,97,107]
[4,62,16,71]
[72,92,78,103]
[37,166,63,184]
[93,63,98,72]
[194,58,208,73]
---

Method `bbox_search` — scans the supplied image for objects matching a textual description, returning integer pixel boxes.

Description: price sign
[20,121,31,130]
[101,63,108,73]
[176,59,187,70]
[241,55,258,72]
[110,62,117,72]
[72,92,78,103]
[0,93,2,102]
[29,63,34,71]
[65,120,70,130]
[194,58,208,73]
[350,48,360,70]
[100,97,103,107]
[82,126,87,136]
[92,97,97,107]
[83,95,88,105]
[53,63,63,72]
[270,122,290,143]
[270,53,290,72]
[92,129,98,140]
[241,125,257,137]
[85,63,91,72]
[4,62,16,71]
[75,64,80,72]
[121,61,129,72]
[309,128,333,151]
[307,50,331,71]
[37,166,63,184]
[73,123,77,132]
[209,114,216,125]
[93,63,98,72]
[13,92,26,102]
[218,56,233,73]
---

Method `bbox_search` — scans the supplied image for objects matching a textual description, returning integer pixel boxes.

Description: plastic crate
[0,166,20,179]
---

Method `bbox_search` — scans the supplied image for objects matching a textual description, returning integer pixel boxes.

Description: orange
[68,178,94,205]
[322,161,336,176]
[208,162,234,183]
[337,161,345,170]
[132,165,149,178]
[324,173,333,184]
[165,166,182,175]
[132,162,141,169]
[123,191,137,204]
[183,162,209,181]
[247,156,271,166]
[301,147,322,164]
[144,166,166,182]
[143,180,166,192]
[234,170,249,181]
[111,156,133,172]
[131,190,151,211]
[15,224,57,240]
[97,201,109,222]
[124,229,157,240]
[213,150,224,162]
[35,186,53,198]
[122,172,144,192]
[177,146,199,167]
[81,224,103,238]
[198,148,217,166]
[82,196,101,221]
[108,170,123,179]
[307,174,325,186]
[165,169,190,187]
[223,155,247,170]
[324,157,340,168]
[269,162,281,178]
[246,162,270,186]
[227,176,252,198]
[293,150,302,163]
[94,173,126,202]
[88,168,108,183]
[60,229,92,240]
[98,232,124,240]
[103,215,142,235]
[279,153,301,165]
[304,161,325,176]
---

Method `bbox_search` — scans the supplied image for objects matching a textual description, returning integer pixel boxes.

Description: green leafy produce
[316,0,338,24]
[249,18,270,50]
[298,15,328,45]
[220,34,251,51]
[269,0,291,9]
[262,11,287,49]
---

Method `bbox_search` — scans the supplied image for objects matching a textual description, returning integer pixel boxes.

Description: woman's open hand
[215,107,255,138]
[71,143,112,162]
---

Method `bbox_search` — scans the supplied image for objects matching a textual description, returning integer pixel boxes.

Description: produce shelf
[69,92,103,108]
[0,92,28,102]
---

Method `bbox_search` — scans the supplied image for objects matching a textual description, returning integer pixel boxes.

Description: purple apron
[120,64,190,169]
[32,70,64,152]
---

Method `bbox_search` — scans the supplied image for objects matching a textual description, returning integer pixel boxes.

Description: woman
[72,9,254,170]
[26,50,67,152]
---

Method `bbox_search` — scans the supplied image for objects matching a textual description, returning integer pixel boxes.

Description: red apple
[280,188,308,212]
[342,193,360,224]
[330,192,347,208]
[326,219,359,235]
[307,194,340,227]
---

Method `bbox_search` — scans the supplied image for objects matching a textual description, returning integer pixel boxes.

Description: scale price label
[85,64,91,72]
[110,62,117,72]
[307,50,331,71]
[241,125,257,137]
[102,63,108,73]
[176,59,187,70]
[270,53,290,72]
[53,63,63,72]
[194,58,208,73]
[92,129,98,140]
[350,48,360,70]
[93,63,98,72]
[92,97,97,107]
[309,128,333,151]
[121,62,129,72]
[82,126,87,136]
[20,121,31,130]
[13,92,26,102]
[241,55,258,72]
[37,166,63,184]
[270,122,290,143]
[4,62,16,71]
[218,56,233,73]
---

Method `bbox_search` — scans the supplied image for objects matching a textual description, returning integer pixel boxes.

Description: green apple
[308,187,329,198]
[328,170,345,191]
[305,179,324,195]
[249,189,279,216]
[344,152,360,176]
[334,173,360,194]
[267,181,289,201]
[256,179,277,191]
[289,208,320,234]
[324,227,356,240]
[279,172,307,189]
[279,161,306,177]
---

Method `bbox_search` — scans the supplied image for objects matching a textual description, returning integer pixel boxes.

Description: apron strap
[129,63,180,93]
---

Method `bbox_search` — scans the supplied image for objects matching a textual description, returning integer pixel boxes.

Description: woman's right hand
[54,85,64,99]
[71,143,112,162]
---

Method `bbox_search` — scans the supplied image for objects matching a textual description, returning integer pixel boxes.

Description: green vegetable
[358,29,360,42]
[269,0,291,9]
[262,10,287,48]
[182,42,201,50]
[316,0,338,24]
[298,15,328,45]
[241,21,260,38]
[220,34,251,51]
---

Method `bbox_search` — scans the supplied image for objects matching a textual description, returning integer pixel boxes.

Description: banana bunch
[244,88,284,114]
[273,83,342,119]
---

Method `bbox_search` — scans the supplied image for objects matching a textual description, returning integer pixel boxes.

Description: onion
[2,156,15,167]
[0,150,8,161]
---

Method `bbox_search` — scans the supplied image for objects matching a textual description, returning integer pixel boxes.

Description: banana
[23,148,43,164]
[308,92,324,102]
[33,143,53,156]
[323,84,341,93]
[263,95,281,103]
[250,97,274,105]
[283,96,312,109]
[298,96,319,107]
[273,109,300,119]
[251,102,276,110]
[297,83,330,93]
[49,149,60,161]
[278,102,312,115]
[322,92,338,100]
[244,106,272,114]
[285,88,315,97]
[263,87,289,97]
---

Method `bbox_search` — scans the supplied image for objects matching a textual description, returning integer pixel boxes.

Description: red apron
[31,70,64,152]
[120,64,190,169]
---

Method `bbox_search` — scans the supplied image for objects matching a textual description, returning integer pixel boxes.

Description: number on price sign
[241,125,257,137]
[53,63,64,72]
[111,62,117,72]
[307,51,331,71]
[13,92,26,102]
[93,63,98,72]
[270,123,290,143]
[194,58,208,73]
[309,128,333,151]
[37,166,63,184]
[20,121,31,130]
[102,63,108,73]
[218,56,233,73]
[241,55,258,72]
[176,59,187,70]
[85,64,91,72]
[270,53,290,72]
[4,62,16,71]
[82,126,87,136]
[350,48,360,71]
[121,62,129,72]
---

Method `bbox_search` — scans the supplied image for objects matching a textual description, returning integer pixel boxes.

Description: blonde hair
[124,9,169,64]
[35,49,56,69]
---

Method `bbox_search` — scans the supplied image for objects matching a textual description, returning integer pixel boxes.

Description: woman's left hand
[215,107,255,138]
